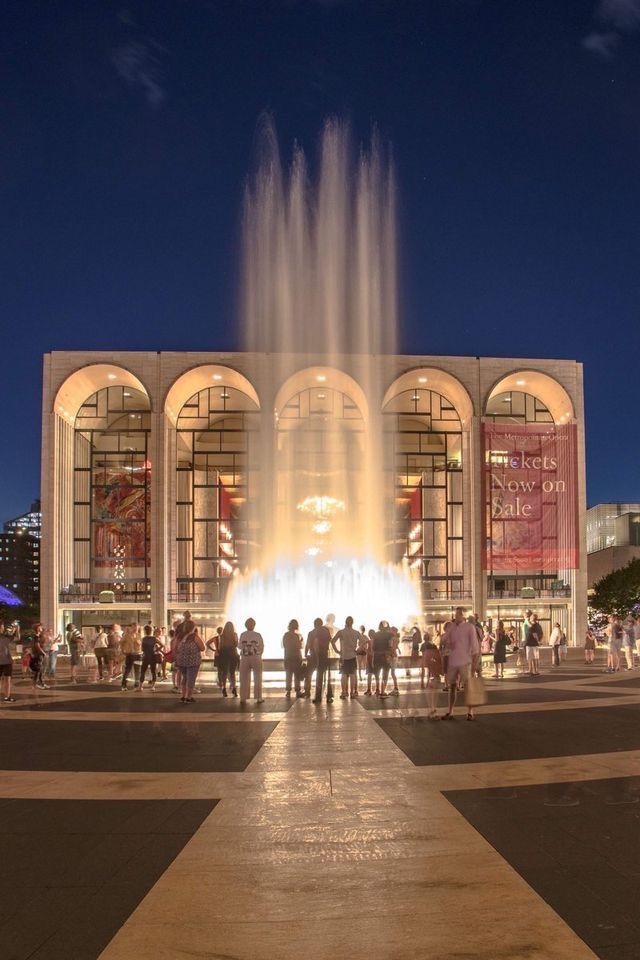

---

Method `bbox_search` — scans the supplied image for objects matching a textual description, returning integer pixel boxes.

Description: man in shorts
[525,613,543,676]
[0,622,16,702]
[441,607,480,720]
[333,616,360,699]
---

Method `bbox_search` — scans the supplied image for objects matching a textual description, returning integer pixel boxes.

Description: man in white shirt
[441,607,480,721]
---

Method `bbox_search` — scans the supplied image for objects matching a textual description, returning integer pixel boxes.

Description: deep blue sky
[2,0,639,520]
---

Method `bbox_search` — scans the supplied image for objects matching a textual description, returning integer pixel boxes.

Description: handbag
[464,674,487,707]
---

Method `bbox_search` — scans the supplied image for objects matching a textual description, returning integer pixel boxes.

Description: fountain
[226,116,421,652]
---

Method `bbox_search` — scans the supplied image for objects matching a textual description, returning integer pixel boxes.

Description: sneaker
[340,693,347,700]
[285,691,291,699]
[3,696,16,702]
[256,699,265,704]
[392,688,400,696]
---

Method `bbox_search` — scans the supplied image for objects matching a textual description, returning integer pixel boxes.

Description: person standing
[356,625,368,681]
[491,621,508,679]
[441,607,480,720]
[139,624,161,689]
[0,622,16,702]
[304,623,319,698]
[66,623,85,684]
[175,617,205,703]
[334,616,360,699]
[584,627,596,664]
[28,624,48,689]
[106,624,122,682]
[94,625,108,681]
[282,619,303,698]
[420,633,442,719]
[525,613,543,677]
[372,621,393,698]
[622,620,635,671]
[549,622,562,668]
[239,617,265,705]
[120,624,142,690]
[364,628,376,695]
[410,625,422,678]
[217,621,239,697]
[309,617,334,704]
[605,615,623,673]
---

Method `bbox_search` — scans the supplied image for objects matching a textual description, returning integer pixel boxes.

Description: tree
[590,558,640,619]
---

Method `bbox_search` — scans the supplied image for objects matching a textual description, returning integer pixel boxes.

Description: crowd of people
[0,605,621,715]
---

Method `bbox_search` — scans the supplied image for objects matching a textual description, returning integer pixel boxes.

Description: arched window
[485,390,553,424]
[175,384,258,601]
[276,384,365,559]
[73,385,151,600]
[384,387,464,600]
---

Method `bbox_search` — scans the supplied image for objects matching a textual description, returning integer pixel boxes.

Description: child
[420,634,442,719]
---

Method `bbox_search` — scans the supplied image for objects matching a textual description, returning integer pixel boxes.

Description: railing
[59,584,151,604]
[488,587,571,600]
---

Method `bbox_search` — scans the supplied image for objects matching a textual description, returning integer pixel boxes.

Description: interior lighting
[317,393,326,399]
[220,558,234,574]
[212,374,222,380]
[316,375,327,382]
[312,520,332,535]
[418,377,428,383]
[409,523,421,541]
[220,542,234,556]
[411,393,420,402]
[297,496,345,518]
[516,380,525,386]
[220,391,230,399]
[108,374,117,380]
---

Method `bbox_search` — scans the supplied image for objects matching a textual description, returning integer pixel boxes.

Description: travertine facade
[41,351,587,642]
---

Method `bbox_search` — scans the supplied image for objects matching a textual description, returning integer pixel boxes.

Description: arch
[485,370,575,424]
[164,364,260,426]
[54,363,150,423]
[274,366,368,421]
[382,368,473,427]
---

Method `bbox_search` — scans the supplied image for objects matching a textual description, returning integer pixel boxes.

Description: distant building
[587,503,640,588]
[0,500,41,608]
[4,500,42,539]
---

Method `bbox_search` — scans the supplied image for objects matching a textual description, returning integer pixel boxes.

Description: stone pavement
[1,655,639,960]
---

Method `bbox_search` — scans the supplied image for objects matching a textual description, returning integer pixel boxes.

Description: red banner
[482,422,579,573]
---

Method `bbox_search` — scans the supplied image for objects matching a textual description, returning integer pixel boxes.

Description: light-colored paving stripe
[94,700,600,960]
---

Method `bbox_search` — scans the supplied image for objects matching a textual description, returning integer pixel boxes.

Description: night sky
[2,0,639,521]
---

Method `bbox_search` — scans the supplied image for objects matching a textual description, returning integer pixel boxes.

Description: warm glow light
[212,374,222,380]
[297,496,345,517]
[305,546,321,557]
[316,375,327,382]
[312,520,332,535]
[418,377,428,383]
[516,379,525,386]
[108,374,117,380]
[226,557,422,657]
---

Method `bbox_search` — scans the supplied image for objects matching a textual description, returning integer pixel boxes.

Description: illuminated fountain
[226,116,421,652]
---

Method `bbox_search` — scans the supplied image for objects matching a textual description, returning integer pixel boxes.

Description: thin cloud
[583,0,640,57]
[582,30,620,57]
[112,39,167,108]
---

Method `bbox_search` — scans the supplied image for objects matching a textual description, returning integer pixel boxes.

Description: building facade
[41,351,587,643]
[587,503,640,588]
[0,500,41,609]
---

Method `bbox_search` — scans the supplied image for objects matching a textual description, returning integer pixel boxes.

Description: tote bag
[464,674,487,707]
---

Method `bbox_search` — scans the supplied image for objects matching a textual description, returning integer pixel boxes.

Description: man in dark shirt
[372,621,393,697]
[307,617,335,704]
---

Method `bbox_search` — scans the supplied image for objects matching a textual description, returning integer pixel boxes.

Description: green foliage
[590,559,640,618]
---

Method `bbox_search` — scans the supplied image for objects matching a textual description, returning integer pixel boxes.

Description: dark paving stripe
[0,797,217,960]
[445,777,640,959]
[0,719,278,772]
[510,669,599,683]
[358,687,617,710]
[595,675,640,690]
[8,695,294,714]
[377,702,640,766]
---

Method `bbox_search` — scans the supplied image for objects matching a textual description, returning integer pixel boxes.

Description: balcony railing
[488,587,571,600]
[59,583,151,604]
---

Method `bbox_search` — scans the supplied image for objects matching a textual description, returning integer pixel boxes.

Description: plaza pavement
[1,651,639,960]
